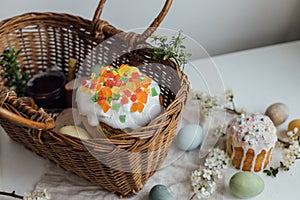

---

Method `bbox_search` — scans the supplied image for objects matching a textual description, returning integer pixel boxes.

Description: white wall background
[0,0,300,58]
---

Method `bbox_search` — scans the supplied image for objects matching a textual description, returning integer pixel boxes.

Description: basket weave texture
[0,0,190,197]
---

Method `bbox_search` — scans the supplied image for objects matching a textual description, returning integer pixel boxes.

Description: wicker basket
[0,0,190,198]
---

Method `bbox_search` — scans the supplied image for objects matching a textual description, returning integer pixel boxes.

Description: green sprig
[150,30,191,72]
[263,162,289,177]
[0,48,29,96]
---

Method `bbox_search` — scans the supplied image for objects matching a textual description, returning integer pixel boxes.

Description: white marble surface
[1,40,300,199]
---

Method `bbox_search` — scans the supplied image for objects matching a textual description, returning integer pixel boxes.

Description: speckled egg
[175,124,204,151]
[230,172,264,199]
[149,185,175,200]
[288,119,300,131]
[265,103,289,126]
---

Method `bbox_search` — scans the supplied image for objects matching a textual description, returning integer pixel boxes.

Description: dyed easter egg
[149,185,175,200]
[265,103,289,126]
[230,172,264,199]
[59,125,90,140]
[175,124,204,151]
[288,119,300,132]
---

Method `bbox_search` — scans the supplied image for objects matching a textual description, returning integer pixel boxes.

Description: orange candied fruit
[99,87,112,98]
[131,102,144,113]
[142,77,152,88]
[137,91,148,104]
[98,100,111,113]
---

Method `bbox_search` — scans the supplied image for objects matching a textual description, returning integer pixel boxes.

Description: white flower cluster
[23,189,51,200]
[282,128,300,169]
[225,89,234,102]
[191,90,220,116]
[190,89,247,117]
[191,148,230,199]
[212,125,227,138]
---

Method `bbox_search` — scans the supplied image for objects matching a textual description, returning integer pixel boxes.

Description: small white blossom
[191,169,216,199]
[23,189,51,200]
[282,139,300,170]
[287,131,294,137]
[191,89,243,120]
[190,91,224,117]
[281,127,300,170]
[191,148,229,199]
[225,89,234,101]
[212,125,227,138]
[202,168,213,180]
[235,107,248,115]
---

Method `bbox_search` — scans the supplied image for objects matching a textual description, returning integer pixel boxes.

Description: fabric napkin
[34,98,229,200]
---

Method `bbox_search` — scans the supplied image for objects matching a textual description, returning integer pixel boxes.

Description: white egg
[175,124,204,151]
[59,125,90,140]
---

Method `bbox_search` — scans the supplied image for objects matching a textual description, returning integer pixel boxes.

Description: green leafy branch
[0,48,29,96]
[263,162,289,177]
[264,128,300,177]
[150,30,191,72]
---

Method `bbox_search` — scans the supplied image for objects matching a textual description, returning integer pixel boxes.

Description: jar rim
[26,70,66,97]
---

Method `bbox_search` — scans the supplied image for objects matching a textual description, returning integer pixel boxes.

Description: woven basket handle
[0,87,54,131]
[92,0,173,42]
[0,107,54,130]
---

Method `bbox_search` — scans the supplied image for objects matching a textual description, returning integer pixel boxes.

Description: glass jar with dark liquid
[26,70,66,112]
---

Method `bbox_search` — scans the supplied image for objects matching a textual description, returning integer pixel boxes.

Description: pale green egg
[230,172,264,199]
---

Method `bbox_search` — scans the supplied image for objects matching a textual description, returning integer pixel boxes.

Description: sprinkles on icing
[80,64,158,123]
[227,113,277,172]
[228,113,277,148]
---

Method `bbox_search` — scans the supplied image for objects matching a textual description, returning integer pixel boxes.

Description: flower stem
[0,191,23,199]
[224,107,242,115]
[277,138,292,147]
[189,193,196,200]
[231,100,236,111]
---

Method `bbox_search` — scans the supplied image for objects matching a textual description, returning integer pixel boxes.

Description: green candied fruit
[151,88,158,97]
[119,115,126,123]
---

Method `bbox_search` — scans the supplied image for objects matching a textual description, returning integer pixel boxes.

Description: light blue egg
[175,124,204,151]
[149,185,175,200]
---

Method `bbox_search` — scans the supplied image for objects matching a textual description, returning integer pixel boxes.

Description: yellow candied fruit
[91,72,96,80]
[112,70,118,76]
[118,64,138,75]
[144,88,150,94]
[111,86,121,94]
[80,87,88,92]
[142,77,152,88]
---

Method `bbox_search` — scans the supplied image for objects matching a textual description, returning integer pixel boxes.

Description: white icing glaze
[227,113,277,171]
[76,66,162,130]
